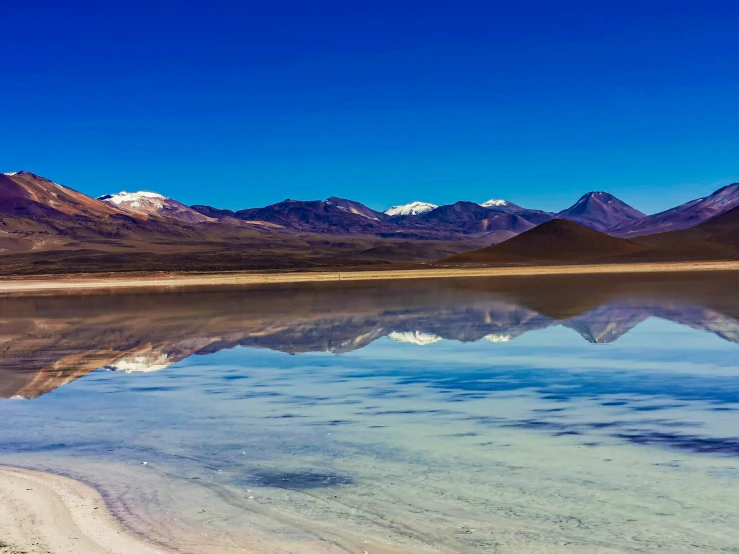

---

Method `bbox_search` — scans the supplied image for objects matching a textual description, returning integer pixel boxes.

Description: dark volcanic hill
[190,204,237,219]
[482,201,554,225]
[442,219,650,265]
[403,201,550,243]
[233,199,391,235]
[557,192,646,232]
[416,201,535,230]
[613,183,739,237]
[192,197,390,227]
[325,197,389,221]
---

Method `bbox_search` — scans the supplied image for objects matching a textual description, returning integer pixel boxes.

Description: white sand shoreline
[0,465,168,554]
[0,465,398,554]
[0,261,738,295]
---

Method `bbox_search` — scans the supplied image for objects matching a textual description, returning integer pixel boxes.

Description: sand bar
[0,465,167,554]
[0,261,738,295]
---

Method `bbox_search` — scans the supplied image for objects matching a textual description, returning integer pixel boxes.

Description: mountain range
[1,170,738,273]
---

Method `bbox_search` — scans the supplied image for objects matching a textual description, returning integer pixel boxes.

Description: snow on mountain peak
[2,171,19,176]
[98,191,166,210]
[388,331,443,345]
[480,199,508,207]
[384,201,438,216]
[98,190,214,223]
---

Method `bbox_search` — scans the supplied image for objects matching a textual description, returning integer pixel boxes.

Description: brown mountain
[638,205,739,259]
[0,171,124,218]
[442,219,651,265]
[0,172,477,273]
[1,170,737,274]
[325,197,389,221]
[443,206,739,266]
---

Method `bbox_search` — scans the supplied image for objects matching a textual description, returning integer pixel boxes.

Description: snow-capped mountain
[384,201,438,216]
[98,191,212,223]
[480,199,508,208]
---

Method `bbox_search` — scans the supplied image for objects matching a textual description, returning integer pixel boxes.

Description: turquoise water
[0,275,738,552]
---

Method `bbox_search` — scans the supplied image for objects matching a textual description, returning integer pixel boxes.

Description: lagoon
[0,274,738,552]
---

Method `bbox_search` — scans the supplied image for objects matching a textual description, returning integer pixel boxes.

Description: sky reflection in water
[0,274,738,552]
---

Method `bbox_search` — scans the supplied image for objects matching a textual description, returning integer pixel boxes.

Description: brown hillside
[0,171,124,218]
[442,219,651,265]
[643,206,739,251]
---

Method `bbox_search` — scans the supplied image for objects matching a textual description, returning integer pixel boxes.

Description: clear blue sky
[2,0,738,214]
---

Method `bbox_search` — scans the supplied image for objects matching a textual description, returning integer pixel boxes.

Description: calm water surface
[0,274,738,553]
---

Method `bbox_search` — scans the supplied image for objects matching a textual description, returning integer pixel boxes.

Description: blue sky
[2,0,738,213]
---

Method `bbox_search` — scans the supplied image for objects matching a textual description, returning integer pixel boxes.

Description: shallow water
[0,274,738,552]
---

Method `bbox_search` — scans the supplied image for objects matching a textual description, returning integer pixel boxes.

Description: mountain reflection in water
[1,272,738,399]
[1,273,739,552]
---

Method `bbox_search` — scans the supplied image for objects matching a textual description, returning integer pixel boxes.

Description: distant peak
[480,199,508,207]
[384,201,438,216]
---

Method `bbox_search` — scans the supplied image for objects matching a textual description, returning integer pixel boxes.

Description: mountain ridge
[613,183,739,237]
[2,170,738,272]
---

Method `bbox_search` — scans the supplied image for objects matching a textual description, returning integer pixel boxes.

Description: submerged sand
[0,261,738,295]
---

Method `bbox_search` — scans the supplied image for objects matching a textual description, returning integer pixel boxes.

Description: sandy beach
[0,466,166,554]
[0,465,390,554]
[0,261,738,295]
